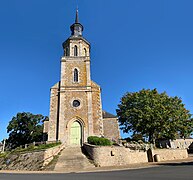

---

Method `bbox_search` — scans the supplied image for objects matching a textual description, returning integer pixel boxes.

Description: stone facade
[103,111,120,142]
[44,10,120,146]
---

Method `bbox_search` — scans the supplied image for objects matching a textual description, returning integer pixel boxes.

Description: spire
[70,9,84,37]
[75,9,79,23]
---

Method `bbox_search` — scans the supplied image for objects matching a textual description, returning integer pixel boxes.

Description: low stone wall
[43,144,65,166]
[0,144,64,171]
[152,149,188,162]
[159,139,193,149]
[83,143,148,167]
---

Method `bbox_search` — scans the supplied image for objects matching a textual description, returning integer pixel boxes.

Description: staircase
[54,147,95,172]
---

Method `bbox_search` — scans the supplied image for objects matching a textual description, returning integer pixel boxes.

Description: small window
[84,48,87,56]
[74,45,78,56]
[74,68,79,82]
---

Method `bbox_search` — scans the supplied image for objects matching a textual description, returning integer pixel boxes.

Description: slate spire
[75,9,79,23]
[70,9,84,37]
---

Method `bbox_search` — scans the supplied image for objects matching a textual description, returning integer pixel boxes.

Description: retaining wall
[152,149,188,162]
[83,143,148,167]
[0,144,64,171]
[84,143,188,167]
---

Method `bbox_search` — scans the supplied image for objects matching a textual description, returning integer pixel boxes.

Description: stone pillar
[87,90,93,137]
[86,58,91,86]
[60,57,66,87]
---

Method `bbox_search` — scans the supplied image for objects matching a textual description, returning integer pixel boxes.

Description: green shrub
[87,136,112,146]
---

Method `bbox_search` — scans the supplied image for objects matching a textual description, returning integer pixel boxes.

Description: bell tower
[44,9,120,146]
[46,10,103,146]
[61,9,91,88]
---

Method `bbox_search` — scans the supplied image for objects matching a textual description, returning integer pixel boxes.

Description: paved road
[0,164,193,180]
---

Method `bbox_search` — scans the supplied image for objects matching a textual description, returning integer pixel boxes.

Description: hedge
[87,136,112,146]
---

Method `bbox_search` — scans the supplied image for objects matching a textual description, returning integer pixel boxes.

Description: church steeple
[62,9,90,57]
[75,9,79,23]
[70,9,84,37]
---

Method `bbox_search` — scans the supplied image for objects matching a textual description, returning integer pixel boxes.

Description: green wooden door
[70,121,81,146]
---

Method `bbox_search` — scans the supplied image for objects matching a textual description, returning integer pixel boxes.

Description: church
[43,10,120,146]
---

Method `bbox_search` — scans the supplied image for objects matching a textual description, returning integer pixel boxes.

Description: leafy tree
[131,133,144,142]
[116,89,193,145]
[7,112,48,149]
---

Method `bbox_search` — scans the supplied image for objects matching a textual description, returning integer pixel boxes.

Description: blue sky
[0,0,193,140]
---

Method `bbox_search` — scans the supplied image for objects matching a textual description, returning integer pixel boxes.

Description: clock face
[73,100,80,107]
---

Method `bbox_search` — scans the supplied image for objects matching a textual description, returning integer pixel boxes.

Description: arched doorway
[70,121,82,146]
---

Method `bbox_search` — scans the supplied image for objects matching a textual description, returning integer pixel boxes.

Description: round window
[73,100,80,107]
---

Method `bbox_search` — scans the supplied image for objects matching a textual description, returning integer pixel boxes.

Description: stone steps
[54,147,95,172]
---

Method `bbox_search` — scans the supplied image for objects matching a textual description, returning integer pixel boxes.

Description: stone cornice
[61,56,90,62]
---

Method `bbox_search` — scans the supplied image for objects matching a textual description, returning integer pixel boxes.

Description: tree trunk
[149,133,153,143]
[149,132,156,147]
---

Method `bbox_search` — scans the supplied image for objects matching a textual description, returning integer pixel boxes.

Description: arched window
[66,47,69,56]
[84,48,87,56]
[74,45,78,56]
[74,68,79,82]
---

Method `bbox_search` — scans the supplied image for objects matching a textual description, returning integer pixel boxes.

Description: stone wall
[83,143,148,167]
[47,82,59,141]
[91,81,103,136]
[84,144,189,167]
[103,118,120,142]
[152,149,188,162]
[159,139,193,149]
[0,144,64,171]
[43,144,65,166]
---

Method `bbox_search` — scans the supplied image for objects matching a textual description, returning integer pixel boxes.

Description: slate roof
[102,110,117,119]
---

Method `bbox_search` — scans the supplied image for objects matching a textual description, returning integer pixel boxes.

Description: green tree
[116,89,193,145]
[7,112,48,149]
[131,133,144,142]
